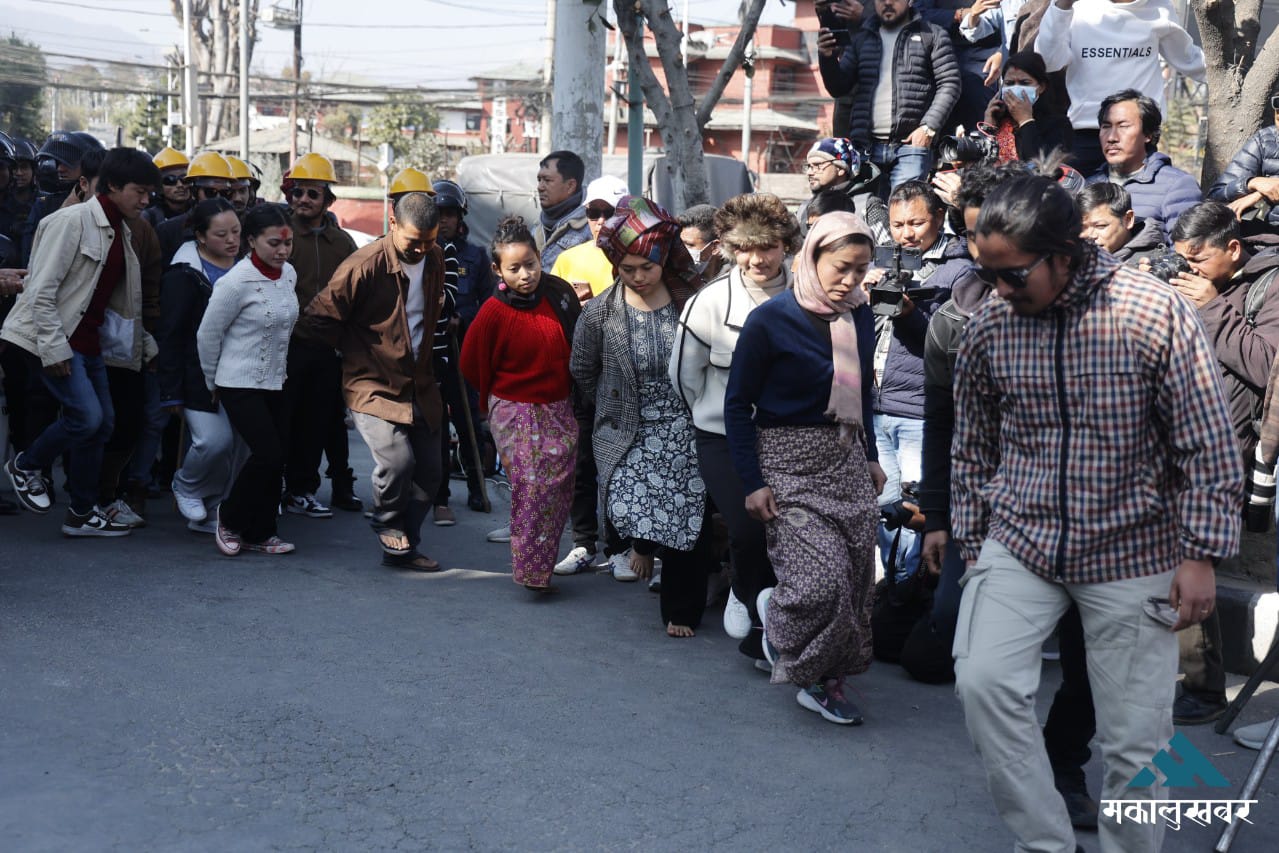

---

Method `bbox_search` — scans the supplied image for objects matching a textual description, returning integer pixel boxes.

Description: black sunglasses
[290,187,323,201]
[585,205,614,221]
[975,254,1049,290]
[161,174,185,186]
[196,185,234,200]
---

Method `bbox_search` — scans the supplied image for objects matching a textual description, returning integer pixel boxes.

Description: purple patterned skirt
[488,397,578,588]
[758,425,878,687]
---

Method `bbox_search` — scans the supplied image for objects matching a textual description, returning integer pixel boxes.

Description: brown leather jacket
[300,236,445,428]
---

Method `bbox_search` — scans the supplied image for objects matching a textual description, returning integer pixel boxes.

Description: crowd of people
[3,1,1279,850]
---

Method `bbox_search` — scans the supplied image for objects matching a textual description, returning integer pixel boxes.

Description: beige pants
[954,539,1177,853]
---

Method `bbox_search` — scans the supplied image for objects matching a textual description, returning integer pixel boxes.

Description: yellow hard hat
[186,151,234,180]
[290,152,337,183]
[152,146,188,171]
[388,167,435,197]
[224,154,253,182]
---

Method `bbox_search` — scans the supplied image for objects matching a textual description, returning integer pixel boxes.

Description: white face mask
[1002,84,1040,105]
[686,244,705,265]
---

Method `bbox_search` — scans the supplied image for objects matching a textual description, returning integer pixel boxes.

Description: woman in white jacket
[668,193,799,666]
[197,204,299,556]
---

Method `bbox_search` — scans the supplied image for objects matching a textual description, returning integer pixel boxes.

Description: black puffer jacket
[157,241,219,413]
[1208,125,1279,228]
[819,12,961,146]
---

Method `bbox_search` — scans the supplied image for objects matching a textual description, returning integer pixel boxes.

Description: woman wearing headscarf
[571,196,713,637]
[724,212,885,725]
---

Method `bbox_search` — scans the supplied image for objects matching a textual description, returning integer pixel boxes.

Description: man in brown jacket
[282,153,360,518]
[300,192,445,571]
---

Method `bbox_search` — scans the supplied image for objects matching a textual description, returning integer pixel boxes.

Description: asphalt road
[1,442,1276,852]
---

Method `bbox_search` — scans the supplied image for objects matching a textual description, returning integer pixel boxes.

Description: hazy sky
[8,0,797,88]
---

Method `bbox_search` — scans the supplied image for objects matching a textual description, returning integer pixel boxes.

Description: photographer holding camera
[818,0,961,198]
[864,181,958,581]
[1149,201,1279,725]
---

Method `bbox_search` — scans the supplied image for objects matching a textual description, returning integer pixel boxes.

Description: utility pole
[552,0,605,180]
[607,28,622,155]
[240,0,250,160]
[182,0,198,155]
[627,50,643,195]
[741,40,755,173]
[291,0,303,163]
[541,0,556,155]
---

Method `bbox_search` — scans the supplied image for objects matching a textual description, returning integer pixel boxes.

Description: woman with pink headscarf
[724,211,886,726]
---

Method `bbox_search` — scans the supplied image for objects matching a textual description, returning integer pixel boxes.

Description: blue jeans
[874,413,923,580]
[869,142,933,199]
[18,351,114,514]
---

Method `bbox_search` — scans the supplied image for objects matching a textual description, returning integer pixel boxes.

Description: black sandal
[381,551,440,572]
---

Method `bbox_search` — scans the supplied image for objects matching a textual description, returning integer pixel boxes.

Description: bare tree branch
[695,0,767,128]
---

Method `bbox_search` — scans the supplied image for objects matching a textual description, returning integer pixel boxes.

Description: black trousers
[219,387,288,543]
[634,505,716,630]
[569,394,625,557]
[1043,603,1096,785]
[284,338,346,497]
[0,343,58,453]
[695,428,776,659]
[433,352,483,506]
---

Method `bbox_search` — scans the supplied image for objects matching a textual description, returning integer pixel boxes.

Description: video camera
[870,244,939,319]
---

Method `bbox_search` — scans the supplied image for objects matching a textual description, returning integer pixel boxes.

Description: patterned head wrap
[597,195,703,307]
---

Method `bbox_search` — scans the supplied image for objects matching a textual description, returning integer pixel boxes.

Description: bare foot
[631,551,654,580]
[524,582,559,595]
[666,622,694,638]
[376,527,411,554]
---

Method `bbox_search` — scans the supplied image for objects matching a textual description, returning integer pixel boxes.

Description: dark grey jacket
[819,12,962,146]
[1208,125,1279,228]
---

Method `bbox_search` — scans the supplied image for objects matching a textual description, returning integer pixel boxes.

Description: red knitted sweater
[460,296,572,411]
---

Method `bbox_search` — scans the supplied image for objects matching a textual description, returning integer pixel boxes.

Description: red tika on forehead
[278,227,293,240]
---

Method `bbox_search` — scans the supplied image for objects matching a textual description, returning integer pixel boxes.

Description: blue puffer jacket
[1086,152,1202,247]
[1207,125,1279,228]
[873,239,966,419]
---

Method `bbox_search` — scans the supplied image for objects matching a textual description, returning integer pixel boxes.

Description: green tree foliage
[366,94,439,159]
[119,95,170,153]
[0,34,48,139]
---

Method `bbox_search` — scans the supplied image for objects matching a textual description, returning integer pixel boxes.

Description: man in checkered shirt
[949,174,1242,853]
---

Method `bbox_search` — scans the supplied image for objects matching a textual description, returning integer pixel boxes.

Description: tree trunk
[171,0,259,149]
[1191,0,1279,187]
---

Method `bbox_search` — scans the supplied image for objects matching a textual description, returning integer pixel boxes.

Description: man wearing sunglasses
[282,153,360,518]
[140,147,191,229]
[549,175,626,302]
[950,174,1241,853]
[154,151,237,265]
[1207,92,1279,228]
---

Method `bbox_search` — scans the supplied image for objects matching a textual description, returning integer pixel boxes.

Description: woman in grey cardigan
[571,196,712,637]
[196,204,299,556]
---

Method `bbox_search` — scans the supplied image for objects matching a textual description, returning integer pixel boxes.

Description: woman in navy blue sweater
[724,212,885,726]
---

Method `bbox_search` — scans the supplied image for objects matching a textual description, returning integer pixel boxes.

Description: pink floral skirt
[488,396,578,588]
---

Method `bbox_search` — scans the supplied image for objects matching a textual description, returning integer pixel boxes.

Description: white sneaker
[648,571,662,593]
[1234,717,1277,751]
[284,492,332,518]
[486,525,511,543]
[173,487,208,522]
[554,546,593,575]
[757,587,777,665]
[723,589,752,639]
[103,498,146,528]
[609,549,638,582]
[187,517,217,534]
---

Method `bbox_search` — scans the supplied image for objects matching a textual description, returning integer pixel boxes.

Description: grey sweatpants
[352,410,442,553]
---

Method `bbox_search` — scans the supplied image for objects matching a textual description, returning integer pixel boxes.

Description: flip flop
[382,551,441,572]
[376,527,412,556]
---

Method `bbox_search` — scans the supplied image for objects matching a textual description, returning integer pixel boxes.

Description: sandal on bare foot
[376,527,412,556]
[666,622,695,638]
[524,582,559,595]
[382,551,440,572]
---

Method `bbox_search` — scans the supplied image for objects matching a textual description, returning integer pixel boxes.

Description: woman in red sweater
[461,217,582,592]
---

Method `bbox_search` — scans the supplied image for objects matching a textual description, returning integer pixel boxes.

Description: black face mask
[35,156,73,194]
